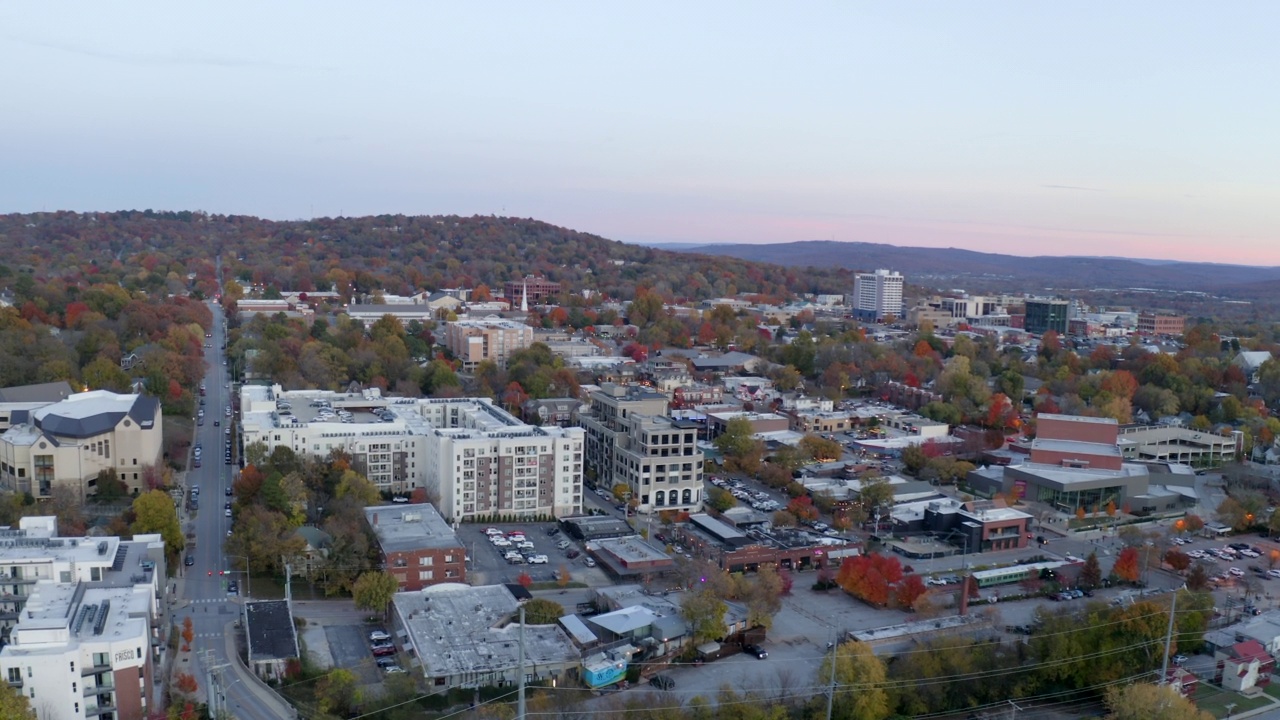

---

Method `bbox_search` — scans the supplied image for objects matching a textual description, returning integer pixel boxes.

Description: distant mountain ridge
[671,240,1280,296]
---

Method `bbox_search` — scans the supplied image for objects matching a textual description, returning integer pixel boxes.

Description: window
[444,555,454,563]
[6,668,18,683]
[419,556,433,566]
[419,570,433,581]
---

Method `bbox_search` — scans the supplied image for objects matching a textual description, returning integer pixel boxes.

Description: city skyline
[4,2,1280,265]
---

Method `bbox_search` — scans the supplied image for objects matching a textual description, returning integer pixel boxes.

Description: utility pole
[825,636,838,720]
[517,606,527,720]
[1160,590,1179,684]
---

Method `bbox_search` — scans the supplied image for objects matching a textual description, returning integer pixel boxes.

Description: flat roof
[589,605,656,635]
[1030,438,1122,458]
[3,582,151,656]
[1037,413,1118,426]
[394,584,578,678]
[364,504,463,553]
[246,600,299,662]
[594,536,670,565]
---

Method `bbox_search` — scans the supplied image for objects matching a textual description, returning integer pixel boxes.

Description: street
[172,299,294,719]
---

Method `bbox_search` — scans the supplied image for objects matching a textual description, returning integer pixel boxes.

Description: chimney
[373,513,379,525]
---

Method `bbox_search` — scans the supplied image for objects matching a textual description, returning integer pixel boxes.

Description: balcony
[5,679,21,690]
[84,679,116,696]
[81,663,112,677]
[85,702,117,717]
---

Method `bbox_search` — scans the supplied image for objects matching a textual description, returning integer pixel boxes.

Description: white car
[1229,567,1245,577]
[484,528,503,536]
[1267,569,1280,579]
[516,541,535,550]
[528,555,549,564]
[491,537,512,547]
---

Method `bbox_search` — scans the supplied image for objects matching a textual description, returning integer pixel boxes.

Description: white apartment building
[0,516,166,720]
[0,391,163,499]
[0,517,166,640]
[852,269,905,322]
[1,583,155,720]
[239,386,583,520]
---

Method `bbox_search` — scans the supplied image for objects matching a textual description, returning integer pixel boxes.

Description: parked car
[566,549,581,560]
[546,526,561,536]
[584,557,596,568]
[184,555,194,567]
[556,540,571,550]
[649,675,675,690]
[369,630,391,642]
[742,643,768,659]
[372,645,396,657]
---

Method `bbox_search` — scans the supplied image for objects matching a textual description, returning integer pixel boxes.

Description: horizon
[5,2,1280,265]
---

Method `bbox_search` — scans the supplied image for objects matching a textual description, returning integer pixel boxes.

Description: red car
[372,645,396,657]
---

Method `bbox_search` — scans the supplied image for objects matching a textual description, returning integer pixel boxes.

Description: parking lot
[323,624,384,684]
[458,520,606,587]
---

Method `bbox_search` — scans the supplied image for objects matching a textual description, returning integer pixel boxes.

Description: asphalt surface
[324,624,383,684]
[173,300,291,719]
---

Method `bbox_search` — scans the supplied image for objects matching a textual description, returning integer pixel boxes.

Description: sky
[3,2,1279,265]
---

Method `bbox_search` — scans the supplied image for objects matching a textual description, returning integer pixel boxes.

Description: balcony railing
[81,663,111,677]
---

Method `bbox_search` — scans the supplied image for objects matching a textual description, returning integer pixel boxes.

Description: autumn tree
[1113,547,1141,584]
[1164,549,1191,573]
[316,669,361,717]
[181,616,194,650]
[352,571,398,618]
[0,676,33,712]
[822,641,890,720]
[523,598,565,625]
[1104,682,1212,720]
[895,574,928,610]
[836,553,903,607]
[1079,552,1103,589]
[131,489,184,558]
[681,588,728,644]
[174,672,198,695]
[1186,563,1210,592]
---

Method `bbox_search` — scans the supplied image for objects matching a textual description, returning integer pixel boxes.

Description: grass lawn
[1194,682,1276,718]
[242,574,334,601]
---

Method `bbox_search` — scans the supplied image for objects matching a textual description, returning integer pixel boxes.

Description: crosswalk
[188,598,229,604]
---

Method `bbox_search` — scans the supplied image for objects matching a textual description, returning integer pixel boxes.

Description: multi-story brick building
[504,276,562,307]
[364,504,467,591]
[444,317,535,370]
[1137,313,1186,336]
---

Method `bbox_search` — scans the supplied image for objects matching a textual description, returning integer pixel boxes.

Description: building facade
[0,391,163,500]
[1024,299,1070,336]
[1137,313,1186,336]
[578,384,701,514]
[364,504,466,591]
[852,269,905,322]
[443,317,535,370]
[504,276,562,307]
[240,387,584,521]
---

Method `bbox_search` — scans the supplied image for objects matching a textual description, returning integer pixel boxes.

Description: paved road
[175,300,294,719]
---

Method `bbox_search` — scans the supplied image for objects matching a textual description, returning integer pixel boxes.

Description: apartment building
[0,390,163,500]
[612,414,704,513]
[364,504,466,591]
[578,384,702,513]
[240,386,584,520]
[444,317,534,370]
[1,583,156,720]
[852,269,904,322]
[0,517,166,641]
[578,383,668,487]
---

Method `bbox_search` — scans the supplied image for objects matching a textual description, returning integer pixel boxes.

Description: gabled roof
[0,381,74,404]
[1230,638,1272,665]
